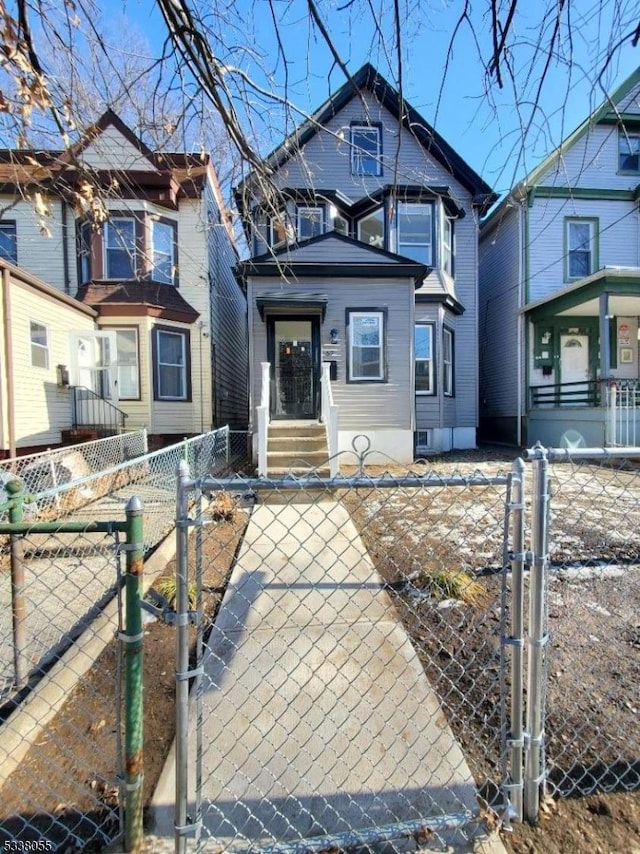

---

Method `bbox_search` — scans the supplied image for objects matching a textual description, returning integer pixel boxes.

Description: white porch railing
[320,362,339,477]
[256,362,270,476]
[606,380,640,447]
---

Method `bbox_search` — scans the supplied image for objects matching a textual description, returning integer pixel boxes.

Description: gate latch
[139,589,199,626]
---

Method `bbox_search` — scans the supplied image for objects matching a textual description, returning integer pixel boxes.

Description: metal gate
[168,458,526,852]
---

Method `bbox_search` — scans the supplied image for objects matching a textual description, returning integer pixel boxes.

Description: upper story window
[152,220,176,284]
[78,220,92,283]
[565,218,598,280]
[350,125,382,177]
[415,323,434,394]
[30,320,49,369]
[442,216,454,276]
[357,207,384,248]
[105,218,136,279]
[269,212,295,249]
[397,202,433,265]
[619,130,640,173]
[443,327,454,396]
[0,222,17,263]
[297,206,324,241]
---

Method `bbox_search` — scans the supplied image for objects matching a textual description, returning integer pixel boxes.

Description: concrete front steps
[267,421,331,476]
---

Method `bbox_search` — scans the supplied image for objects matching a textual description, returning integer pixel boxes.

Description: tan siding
[78,126,158,171]
[0,196,67,291]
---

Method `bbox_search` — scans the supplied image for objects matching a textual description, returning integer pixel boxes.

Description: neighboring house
[0,260,97,456]
[479,67,640,449]
[234,63,495,471]
[0,110,247,454]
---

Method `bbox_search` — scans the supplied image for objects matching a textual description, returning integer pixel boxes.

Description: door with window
[268,318,320,419]
[560,334,590,404]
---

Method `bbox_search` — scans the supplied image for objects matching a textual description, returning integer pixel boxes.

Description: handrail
[529,379,601,408]
[73,385,128,433]
[256,362,270,476]
[320,362,339,477]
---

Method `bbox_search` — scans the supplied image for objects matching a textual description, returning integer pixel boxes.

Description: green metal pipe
[0,520,127,534]
[7,479,27,688]
[124,495,144,853]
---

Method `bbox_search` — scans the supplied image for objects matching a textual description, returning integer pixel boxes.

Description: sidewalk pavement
[151,499,506,853]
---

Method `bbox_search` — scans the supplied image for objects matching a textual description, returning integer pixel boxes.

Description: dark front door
[268,317,320,419]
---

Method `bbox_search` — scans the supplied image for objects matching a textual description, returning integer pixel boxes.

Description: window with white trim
[415,324,434,394]
[269,212,295,248]
[443,327,454,397]
[152,220,176,284]
[397,202,433,265]
[348,311,385,381]
[442,215,454,276]
[619,130,640,173]
[350,125,382,176]
[30,321,49,369]
[566,219,597,280]
[0,222,17,263]
[297,206,324,240]
[79,221,92,283]
[104,218,136,279]
[154,327,190,401]
[357,207,384,248]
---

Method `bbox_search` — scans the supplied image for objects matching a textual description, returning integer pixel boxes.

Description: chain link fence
[165,461,516,853]
[0,494,144,853]
[0,430,148,507]
[530,447,640,801]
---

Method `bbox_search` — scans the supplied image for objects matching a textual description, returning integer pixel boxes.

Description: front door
[560,334,590,403]
[268,317,320,419]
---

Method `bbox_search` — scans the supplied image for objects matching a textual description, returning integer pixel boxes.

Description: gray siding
[478,205,522,424]
[248,277,414,432]
[207,184,248,429]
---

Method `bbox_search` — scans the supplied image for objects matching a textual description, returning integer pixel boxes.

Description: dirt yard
[0,449,639,853]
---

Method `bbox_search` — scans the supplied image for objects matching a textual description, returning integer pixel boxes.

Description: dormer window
[350,125,382,177]
[297,206,324,240]
[105,218,135,279]
[152,220,176,284]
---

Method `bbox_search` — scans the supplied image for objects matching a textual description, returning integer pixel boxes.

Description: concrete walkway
[151,499,504,853]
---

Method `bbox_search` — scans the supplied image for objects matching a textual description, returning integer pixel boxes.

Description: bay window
[297,206,324,240]
[397,203,433,265]
[115,329,140,399]
[105,218,136,279]
[348,310,386,381]
[357,207,384,248]
[152,220,176,284]
[443,327,454,396]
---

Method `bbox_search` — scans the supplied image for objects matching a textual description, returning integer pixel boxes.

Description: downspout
[61,199,71,295]
[2,266,16,458]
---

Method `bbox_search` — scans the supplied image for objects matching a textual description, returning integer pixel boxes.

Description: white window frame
[357,207,385,248]
[155,328,188,401]
[348,310,385,382]
[104,217,136,279]
[566,218,596,281]
[269,212,295,249]
[442,214,454,276]
[397,202,433,265]
[618,130,640,173]
[30,320,50,370]
[151,220,176,285]
[0,221,17,263]
[79,220,92,283]
[415,323,434,395]
[350,125,382,177]
[296,206,324,241]
[443,327,454,397]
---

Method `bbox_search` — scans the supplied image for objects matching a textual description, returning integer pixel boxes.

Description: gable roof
[56,108,158,169]
[236,63,496,205]
[482,65,640,232]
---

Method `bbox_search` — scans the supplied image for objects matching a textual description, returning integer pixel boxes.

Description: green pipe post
[124,496,144,852]
[7,479,27,688]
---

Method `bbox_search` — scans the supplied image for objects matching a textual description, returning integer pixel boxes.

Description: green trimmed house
[479,66,640,448]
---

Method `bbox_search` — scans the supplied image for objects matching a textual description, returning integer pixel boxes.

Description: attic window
[350,125,382,177]
[619,130,640,173]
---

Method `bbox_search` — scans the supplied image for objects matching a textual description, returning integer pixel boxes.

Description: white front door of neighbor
[560,334,590,403]
[69,331,120,420]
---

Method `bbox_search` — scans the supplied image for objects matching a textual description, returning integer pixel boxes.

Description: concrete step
[268,436,327,453]
[266,467,332,481]
[267,450,330,471]
[268,422,325,438]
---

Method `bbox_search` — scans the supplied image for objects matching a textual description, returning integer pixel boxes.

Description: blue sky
[113,1,639,197]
